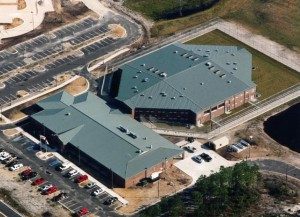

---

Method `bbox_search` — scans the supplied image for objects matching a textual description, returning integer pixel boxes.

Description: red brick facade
[133,88,256,126]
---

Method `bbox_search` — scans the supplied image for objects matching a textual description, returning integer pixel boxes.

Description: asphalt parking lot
[0,14,140,109]
[0,134,122,217]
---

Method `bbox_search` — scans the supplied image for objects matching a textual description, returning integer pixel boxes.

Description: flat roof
[115,43,255,113]
[31,91,183,179]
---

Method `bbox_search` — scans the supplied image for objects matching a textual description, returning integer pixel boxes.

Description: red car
[77,207,89,216]
[44,186,58,195]
[32,178,45,186]
[19,168,32,176]
[75,175,88,183]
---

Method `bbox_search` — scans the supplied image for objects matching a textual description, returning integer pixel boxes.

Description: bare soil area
[64,76,88,96]
[114,166,192,215]
[0,165,71,217]
[0,0,94,51]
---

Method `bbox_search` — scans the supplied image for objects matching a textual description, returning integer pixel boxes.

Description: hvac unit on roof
[200,82,204,85]
[154,69,160,73]
[233,67,237,70]
[132,86,137,89]
[148,67,155,71]
[118,125,127,133]
[214,70,221,74]
[220,74,226,78]
[174,50,178,53]
[140,94,145,96]
[179,95,184,97]
[227,80,232,84]
[193,58,199,61]
[188,55,194,59]
[128,132,138,139]
[142,78,149,82]
[137,70,142,73]
[204,54,209,57]
[205,62,212,66]
[171,96,176,100]
[133,75,138,78]
[141,64,146,67]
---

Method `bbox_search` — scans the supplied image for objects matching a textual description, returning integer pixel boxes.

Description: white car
[91,188,103,196]
[39,184,53,192]
[59,162,70,171]
[9,163,24,171]
[0,153,11,161]
[0,151,8,155]
[67,169,79,177]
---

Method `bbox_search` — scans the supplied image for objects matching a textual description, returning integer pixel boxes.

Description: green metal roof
[32,91,183,179]
[115,43,255,113]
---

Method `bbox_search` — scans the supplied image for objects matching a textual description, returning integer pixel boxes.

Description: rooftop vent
[233,67,237,70]
[200,82,204,85]
[154,69,160,73]
[132,86,137,89]
[137,149,142,154]
[65,113,71,116]
[231,53,235,56]
[148,96,153,99]
[193,58,199,61]
[171,97,176,100]
[148,67,155,71]
[140,94,145,96]
[204,54,209,57]
[141,64,146,67]
[183,87,187,90]
[214,70,220,74]
[137,70,142,73]
[143,137,147,140]
[142,78,149,82]
[227,80,232,84]
[133,75,138,78]
[188,55,194,59]
[179,95,184,97]
[206,50,210,53]
[134,90,139,93]
[226,62,230,65]
[205,62,212,66]
[220,74,226,78]
[226,51,229,53]
[181,53,188,57]
[208,66,215,70]
[174,50,178,53]
[233,62,237,65]
[159,72,167,77]
[118,125,127,133]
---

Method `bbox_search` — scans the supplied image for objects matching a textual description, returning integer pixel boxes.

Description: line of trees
[141,161,261,217]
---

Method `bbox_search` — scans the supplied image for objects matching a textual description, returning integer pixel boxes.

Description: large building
[110,43,256,126]
[30,91,183,188]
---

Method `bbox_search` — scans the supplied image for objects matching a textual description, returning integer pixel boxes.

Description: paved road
[251,159,300,180]
[0,201,23,217]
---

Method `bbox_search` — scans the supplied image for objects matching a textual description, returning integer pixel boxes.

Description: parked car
[200,153,212,162]
[52,192,68,202]
[192,155,202,163]
[187,137,195,143]
[32,178,45,186]
[75,175,88,183]
[57,162,70,171]
[2,154,17,164]
[103,197,118,205]
[76,207,89,216]
[39,184,53,192]
[235,143,244,149]
[22,171,37,180]
[91,188,103,196]
[184,146,196,153]
[9,163,24,171]
[19,168,32,176]
[6,160,18,168]
[85,182,95,189]
[240,139,250,147]
[66,169,79,178]
[44,186,58,195]
[0,152,11,161]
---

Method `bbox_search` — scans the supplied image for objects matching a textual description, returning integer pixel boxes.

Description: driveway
[175,140,236,184]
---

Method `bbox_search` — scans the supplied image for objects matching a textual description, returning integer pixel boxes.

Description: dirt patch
[114,166,192,215]
[18,0,26,10]
[4,18,23,30]
[64,76,88,96]
[109,24,127,39]
[3,128,20,138]
[0,165,71,217]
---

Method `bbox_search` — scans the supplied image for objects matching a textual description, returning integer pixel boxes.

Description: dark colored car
[187,137,195,143]
[19,168,32,176]
[22,171,38,180]
[52,192,68,202]
[103,197,118,205]
[5,160,18,167]
[184,146,196,153]
[200,153,212,162]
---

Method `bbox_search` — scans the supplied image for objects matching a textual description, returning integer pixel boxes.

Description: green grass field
[187,30,300,99]
[125,0,300,51]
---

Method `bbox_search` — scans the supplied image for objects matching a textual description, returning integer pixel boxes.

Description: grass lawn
[125,0,300,51]
[186,30,300,99]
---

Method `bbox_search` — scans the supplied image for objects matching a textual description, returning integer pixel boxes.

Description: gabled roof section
[31,91,183,179]
[115,43,255,113]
